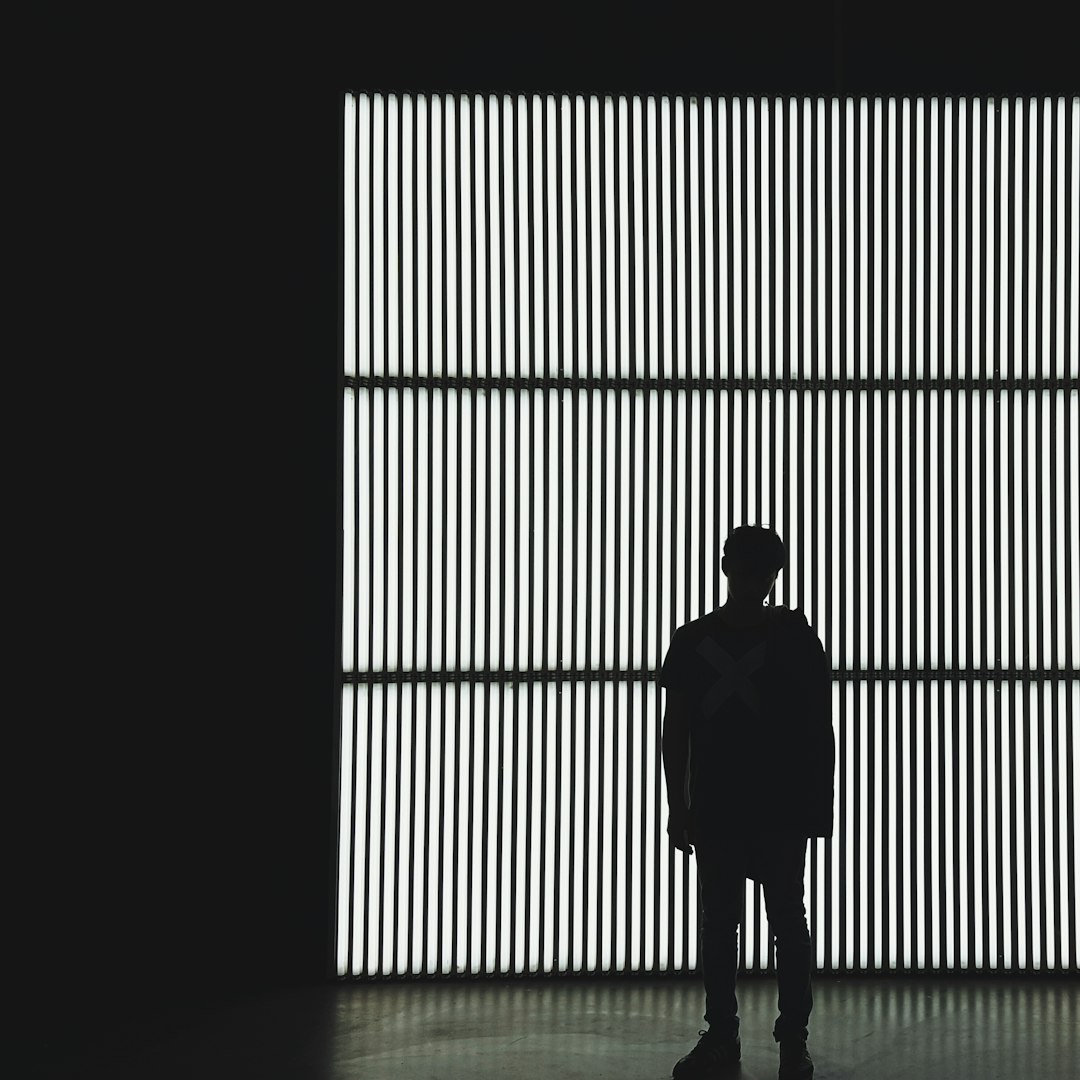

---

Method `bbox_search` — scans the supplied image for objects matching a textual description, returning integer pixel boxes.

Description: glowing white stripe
[844,681,854,965]
[873,389,883,667]
[873,680,883,966]
[746,97,757,379]
[760,98,771,379]
[661,96,673,379]
[944,98,953,381]
[1055,393,1067,667]
[792,98,800,381]
[844,392,854,669]
[403,95,415,376]
[402,383,416,668]
[1055,99,1065,379]
[930,97,939,381]
[1072,393,1080,665]
[1062,682,1076,968]
[731,97,741,378]
[717,98,729,376]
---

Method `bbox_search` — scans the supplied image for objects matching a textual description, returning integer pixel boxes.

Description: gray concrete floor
[39,975,1079,1079]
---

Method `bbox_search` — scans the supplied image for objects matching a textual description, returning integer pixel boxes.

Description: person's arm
[662,688,692,814]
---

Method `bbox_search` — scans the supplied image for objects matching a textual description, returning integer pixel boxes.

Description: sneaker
[777,1038,814,1079]
[672,1028,742,1078]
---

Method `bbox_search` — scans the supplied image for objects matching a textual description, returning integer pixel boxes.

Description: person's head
[722,525,785,604]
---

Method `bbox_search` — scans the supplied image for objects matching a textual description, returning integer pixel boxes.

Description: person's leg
[758,832,813,1044]
[694,829,746,1040]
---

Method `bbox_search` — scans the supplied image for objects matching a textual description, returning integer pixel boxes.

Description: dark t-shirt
[659,604,835,840]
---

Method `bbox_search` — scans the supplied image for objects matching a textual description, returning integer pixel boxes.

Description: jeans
[694,826,814,1044]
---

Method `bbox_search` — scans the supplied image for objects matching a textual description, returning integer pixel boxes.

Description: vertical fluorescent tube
[854,681,865,969]
[337,683,355,975]
[873,680,884,967]
[1056,392,1068,668]
[844,681,855,968]
[1061,682,1075,969]
[345,94,357,382]
[1055,99,1065,382]
[844,395,854,671]
[433,96,445,383]
[343,368,357,675]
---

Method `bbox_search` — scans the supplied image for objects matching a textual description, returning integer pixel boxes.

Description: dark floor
[29,975,1079,1079]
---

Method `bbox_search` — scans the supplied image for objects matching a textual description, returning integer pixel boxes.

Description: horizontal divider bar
[343,667,1079,684]
[345,373,1080,394]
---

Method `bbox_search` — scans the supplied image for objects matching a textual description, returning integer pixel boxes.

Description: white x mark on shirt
[695,636,768,717]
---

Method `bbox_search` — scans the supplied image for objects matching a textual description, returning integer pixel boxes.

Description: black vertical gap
[438,92,450,976]
[1046,96,1060,974]
[554,93,565,974]
[976,96,990,974]
[540,92,551,974]
[949,97,961,970]
[727,98,736,594]
[599,93,611,970]
[798,96,807,624]
[837,95,847,970]
[786,99,794,617]
[583,94,595,972]
[713,97,722,612]
[1063,95,1076,972]
[740,96,749,532]
[754,98,763,532]
[920,96,932,974]
[644,96,659,968]
[1033,96,1046,974]
[397,90,409,977]
[866,95,876,969]
[509,93,521,978]
[627,94,641,972]
[496,93,507,974]
[893,97,904,975]
[465,93,478,974]
[872,95,881,972]
[963,96,977,974]
[481,93,493,977]
[936,94,948,971]
[1023,101,1041,976]
[991,97,1004,972]
[347,91,362,981]
[997,99,1015,972]
[853,95,863,971]
[905,100,916,973]
[768,98,778,562]
[524,92,535,973]
[617,95,626,972]
[421,93,434,974]
[823,95,834,974]
[379,91,392,977]
[409,92,421,980]
[698,97,707,624]
[568,92,580,973]
[1020,98,1033,974]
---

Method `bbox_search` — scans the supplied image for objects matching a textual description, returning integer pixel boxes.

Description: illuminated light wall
[339,93,1080,977]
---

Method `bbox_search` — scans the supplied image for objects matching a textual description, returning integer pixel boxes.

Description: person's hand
[667,806,694,854]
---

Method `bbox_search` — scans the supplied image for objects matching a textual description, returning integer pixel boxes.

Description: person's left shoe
[777,1037,814,1079]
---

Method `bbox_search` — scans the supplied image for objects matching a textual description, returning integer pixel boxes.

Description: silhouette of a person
[660,525,834,1080]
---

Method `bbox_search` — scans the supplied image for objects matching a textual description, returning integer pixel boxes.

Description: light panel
[340,93,1080,978]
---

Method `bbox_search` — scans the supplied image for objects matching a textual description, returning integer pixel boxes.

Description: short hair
[723,525,786,576]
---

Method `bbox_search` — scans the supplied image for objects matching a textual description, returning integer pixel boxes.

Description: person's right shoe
[672,1028,742,1078]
